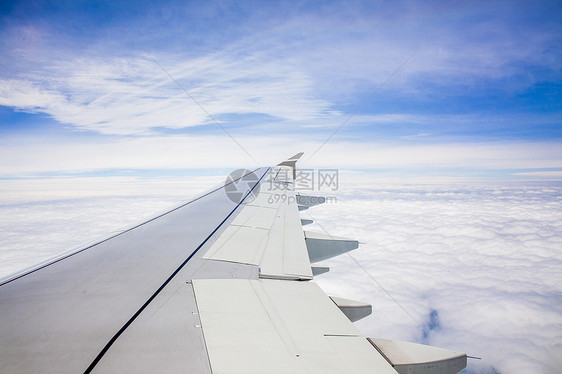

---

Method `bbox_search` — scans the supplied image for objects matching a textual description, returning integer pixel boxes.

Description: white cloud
[305,141,562,170]
[513,171,562,178]
[0,53,335,135]
[3,134,560,179]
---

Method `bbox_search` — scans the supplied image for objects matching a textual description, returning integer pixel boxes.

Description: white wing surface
[0,154,467,374]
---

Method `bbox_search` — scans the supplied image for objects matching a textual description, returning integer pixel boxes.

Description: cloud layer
[306,182,562,374]
[1,133,561,183]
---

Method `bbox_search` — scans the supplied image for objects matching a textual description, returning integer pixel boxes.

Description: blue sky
[0,0,561,181]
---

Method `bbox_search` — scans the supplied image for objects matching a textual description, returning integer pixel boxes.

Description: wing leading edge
[0,155,467,374]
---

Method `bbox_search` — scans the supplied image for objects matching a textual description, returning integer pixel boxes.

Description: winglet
[277,152,304,179]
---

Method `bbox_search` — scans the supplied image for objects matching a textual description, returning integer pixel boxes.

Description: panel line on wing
[83,167,270,374]
[249,279,301,358]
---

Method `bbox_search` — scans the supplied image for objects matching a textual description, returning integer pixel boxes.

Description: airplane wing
[0,154,467,374]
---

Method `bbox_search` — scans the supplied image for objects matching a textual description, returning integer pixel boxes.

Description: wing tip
[278,152,304,165]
